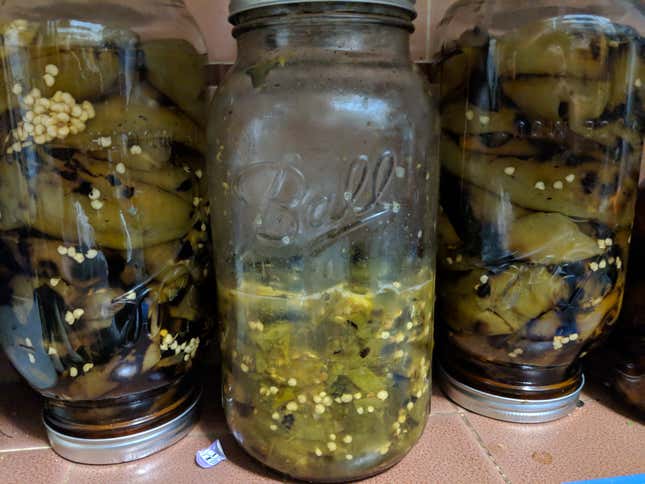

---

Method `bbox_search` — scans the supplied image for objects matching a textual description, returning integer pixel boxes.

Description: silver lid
[44,393,200,464]
[230,0,417,18]
[439,366,584,424]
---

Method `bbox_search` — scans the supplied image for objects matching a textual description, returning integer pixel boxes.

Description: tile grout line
[60,460,73,484]
[430,412,460,418]
[457,411,512,484]
[0,445,51,453]
[2,445,74,482]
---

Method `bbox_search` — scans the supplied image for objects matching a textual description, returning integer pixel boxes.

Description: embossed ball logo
[234,152,398,250]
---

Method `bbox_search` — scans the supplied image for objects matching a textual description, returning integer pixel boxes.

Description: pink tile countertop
[1,358,643,484]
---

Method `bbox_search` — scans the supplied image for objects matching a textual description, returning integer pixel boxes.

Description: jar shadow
[0,378,48,447]
[581,378,645,425]
[218,434,292,482]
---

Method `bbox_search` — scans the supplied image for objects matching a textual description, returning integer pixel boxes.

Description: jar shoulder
[210,62,435,130]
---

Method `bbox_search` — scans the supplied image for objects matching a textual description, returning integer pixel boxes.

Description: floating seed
[504,166,516,176]
[64,311,75,325]
[45,64,59,76]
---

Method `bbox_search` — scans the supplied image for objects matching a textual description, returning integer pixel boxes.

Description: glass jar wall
[209,1,438,481]
[586,173,645,417]
[0,0,212,463]
[433,0,644,421]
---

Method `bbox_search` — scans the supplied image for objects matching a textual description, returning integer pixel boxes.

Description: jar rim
[229,0,417,19]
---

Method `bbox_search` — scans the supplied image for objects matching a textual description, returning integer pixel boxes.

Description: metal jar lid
[439,366,584,424]
[43,391,200,465]
[229,0,417,18]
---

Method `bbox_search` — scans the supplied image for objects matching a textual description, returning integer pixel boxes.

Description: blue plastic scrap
[195,439,227,469]
[564,475,645,484]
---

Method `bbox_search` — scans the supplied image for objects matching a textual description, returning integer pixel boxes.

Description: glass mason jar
[0,0,212,463]
[209,1,438,481]
[433,0,644,422]
[587,171,645,417]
